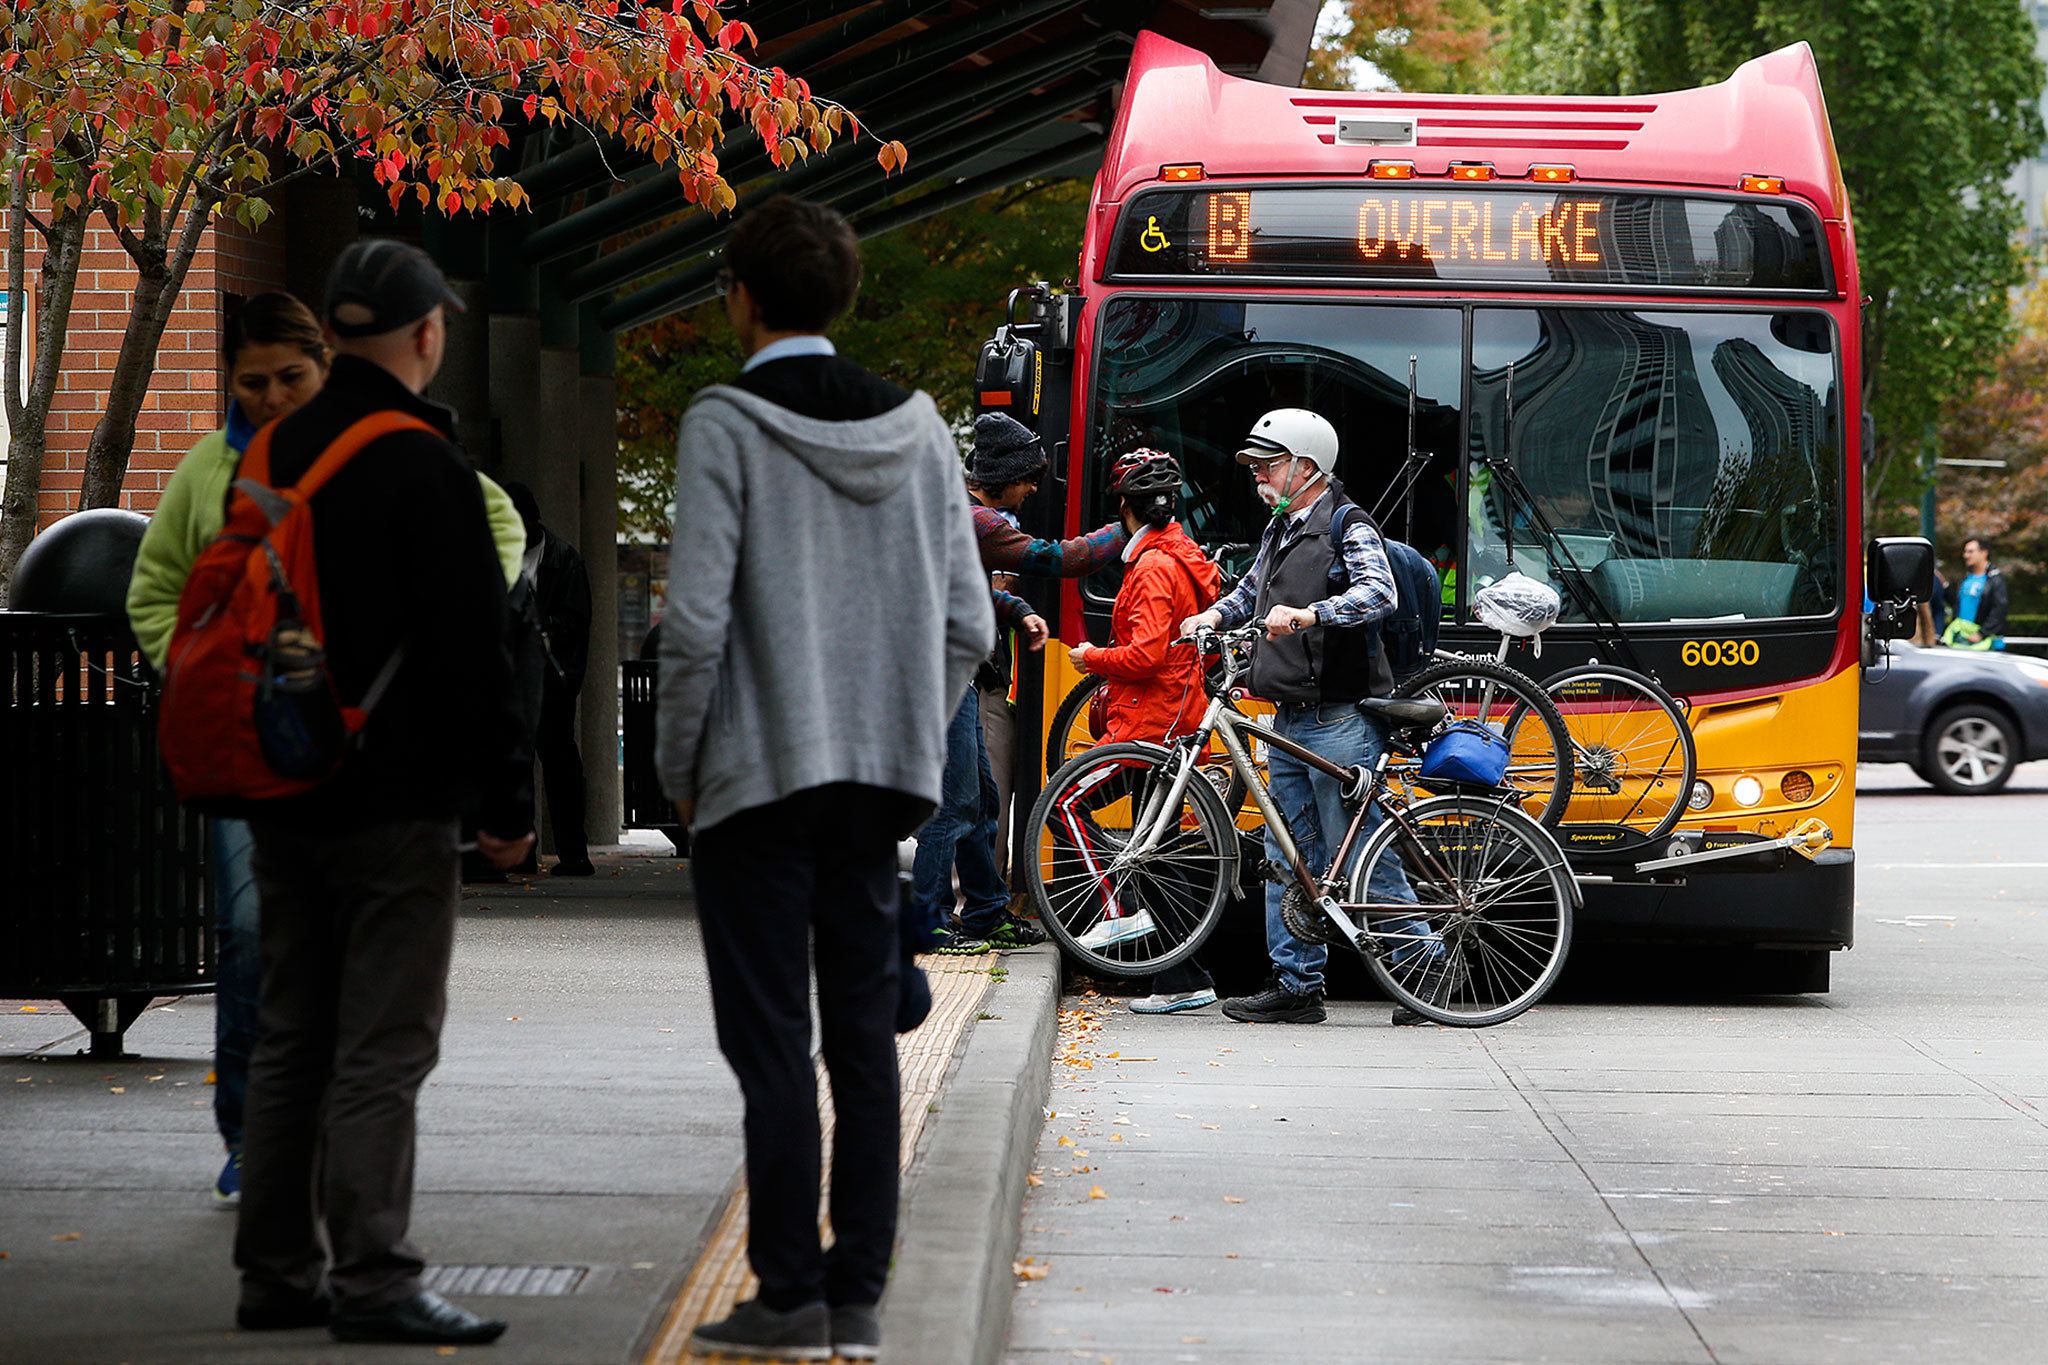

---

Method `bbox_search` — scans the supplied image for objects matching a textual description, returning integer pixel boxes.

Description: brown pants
[978,684,1015,881]
[235,818,460,1313]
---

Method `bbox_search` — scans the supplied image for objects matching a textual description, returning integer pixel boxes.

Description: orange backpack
[157,411,432,805]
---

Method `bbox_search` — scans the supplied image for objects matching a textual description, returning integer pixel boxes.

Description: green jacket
[126,424,526,671]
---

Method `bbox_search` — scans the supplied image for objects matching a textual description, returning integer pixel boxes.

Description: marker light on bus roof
[1528,164,1576,183]
[1367,160,1416,180]
[1448,162,1497,181]
[1740,174,1786,194]
[1161,164,1205,182]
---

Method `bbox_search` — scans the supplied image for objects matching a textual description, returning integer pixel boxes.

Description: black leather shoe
[237,1294,333,1331]
[329,1290,507,1345]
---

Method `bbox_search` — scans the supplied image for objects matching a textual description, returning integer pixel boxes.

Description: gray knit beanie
[969,412,1048,488]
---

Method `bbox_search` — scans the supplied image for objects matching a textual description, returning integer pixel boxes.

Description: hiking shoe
[829,1303,881,1361]
[1220,980,1325,1024]
[985,916,1047,949]
[1076,907,1156,951]
[686,1299,831,1361]
[1130,987,1217,1015]
[929,924,992,955]
[213,1150,242,1207]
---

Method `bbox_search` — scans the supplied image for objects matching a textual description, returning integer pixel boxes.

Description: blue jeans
[913,690,1010,936]
[1263,702,1415,996]
[210,817,262,1153]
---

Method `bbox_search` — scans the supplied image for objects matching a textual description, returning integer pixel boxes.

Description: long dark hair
[221,292,329,369]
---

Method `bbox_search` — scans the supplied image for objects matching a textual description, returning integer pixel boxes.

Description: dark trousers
[235,818,460,1313]
[691,785,903,1311]
[538,678,588,863]
[209,817,262,1152]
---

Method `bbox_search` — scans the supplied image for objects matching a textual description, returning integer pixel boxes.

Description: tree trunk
[77,195,215,510]
[0,206,90,599]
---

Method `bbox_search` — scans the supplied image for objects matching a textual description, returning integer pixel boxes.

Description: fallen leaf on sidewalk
[1113,1114,1133,1125]
[1152,1286,1176,1294]
[16,1006,37,1013]
[435,1350,458,1358]
[108,1087,125,1095]
[1027,1173,1044,1187]
[1108,1134,1124,1143]
[1223,1195,1246,1204]
[1014,1259,1049,1281]
[1181,1336,1207,1344]
[52,1232,81,1242]
[1057,1135,1075,1147]
[1224,1252,1239,1260]
[1201,1123,1221,1131]
[1088,1186,1108,1200]
[1174,1113,1194,1120]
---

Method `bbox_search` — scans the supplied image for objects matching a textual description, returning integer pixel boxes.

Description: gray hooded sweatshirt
[656,384,994,832]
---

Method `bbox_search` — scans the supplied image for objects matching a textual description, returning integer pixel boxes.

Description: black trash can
[2,510,212,1056]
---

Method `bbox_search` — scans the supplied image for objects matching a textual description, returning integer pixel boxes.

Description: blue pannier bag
[1328,503,1441,684]
[1418,720,1511,789]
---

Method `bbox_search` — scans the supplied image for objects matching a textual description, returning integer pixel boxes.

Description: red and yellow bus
[986,33,1866,989]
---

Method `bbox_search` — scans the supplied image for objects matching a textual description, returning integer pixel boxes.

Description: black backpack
[1328,503,1441,685]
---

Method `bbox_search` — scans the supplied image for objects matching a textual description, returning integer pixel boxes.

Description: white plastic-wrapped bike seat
[1474,572,1561,640]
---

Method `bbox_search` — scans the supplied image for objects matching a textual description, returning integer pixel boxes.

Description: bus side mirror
[975,324,1043,423]
[1866,535,1933,640]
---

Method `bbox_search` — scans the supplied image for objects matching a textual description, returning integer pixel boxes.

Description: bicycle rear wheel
[1343,794,1574,1027]
[1535,665,1695,853]
[1392,657,1572,827]
[1026,743,1238,977]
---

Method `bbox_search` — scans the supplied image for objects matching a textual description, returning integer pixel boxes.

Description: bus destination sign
[1109,185,1831,293]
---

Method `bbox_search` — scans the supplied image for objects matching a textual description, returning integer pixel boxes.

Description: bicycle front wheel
[1026,743,1239,977]
[1539,665,1696,852]
[1344,794,1574,1027]
[1392,657,1572,827]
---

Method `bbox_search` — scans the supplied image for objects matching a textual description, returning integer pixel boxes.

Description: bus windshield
[1088,296,1843,624]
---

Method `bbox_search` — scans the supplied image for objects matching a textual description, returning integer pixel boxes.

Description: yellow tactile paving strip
[643,953,998,1365]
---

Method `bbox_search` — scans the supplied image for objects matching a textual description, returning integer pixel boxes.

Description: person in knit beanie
[919,412,1132,955]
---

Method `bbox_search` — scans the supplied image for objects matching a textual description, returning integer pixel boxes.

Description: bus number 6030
[1683,640,1761,667]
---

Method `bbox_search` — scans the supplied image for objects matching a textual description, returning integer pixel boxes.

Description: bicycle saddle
[1358,697,1448,729]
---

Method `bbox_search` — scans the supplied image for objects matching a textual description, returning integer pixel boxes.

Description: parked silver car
[1859,643,2048,793]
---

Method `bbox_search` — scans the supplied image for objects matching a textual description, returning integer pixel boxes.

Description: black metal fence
[0,612,211,1054]
[620,659,685,853]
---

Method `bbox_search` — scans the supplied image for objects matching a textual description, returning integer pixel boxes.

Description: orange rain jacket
[1088,520,1221,745]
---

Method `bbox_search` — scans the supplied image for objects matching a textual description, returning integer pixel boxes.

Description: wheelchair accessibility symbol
[1138,216,1170,253]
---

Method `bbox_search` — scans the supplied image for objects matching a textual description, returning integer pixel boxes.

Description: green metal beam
[525,12,1107,267]
[599,84,1108,332]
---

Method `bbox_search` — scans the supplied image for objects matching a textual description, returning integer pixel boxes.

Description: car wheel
[1922,704,2019,795]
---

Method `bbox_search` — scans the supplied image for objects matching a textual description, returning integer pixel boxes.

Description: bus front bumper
[1574,848,1855,950]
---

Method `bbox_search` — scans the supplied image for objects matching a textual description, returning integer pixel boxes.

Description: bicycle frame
[1117,685,1464,958]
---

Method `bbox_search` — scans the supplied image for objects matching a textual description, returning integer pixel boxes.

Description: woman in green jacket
[124,293,523,1206]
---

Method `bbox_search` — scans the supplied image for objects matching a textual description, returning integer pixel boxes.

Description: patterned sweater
[971,502,1128,628]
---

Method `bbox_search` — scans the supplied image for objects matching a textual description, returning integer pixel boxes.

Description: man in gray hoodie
[657,196,992,1362]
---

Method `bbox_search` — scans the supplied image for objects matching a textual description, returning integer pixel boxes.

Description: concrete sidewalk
[0,852,1062,1365]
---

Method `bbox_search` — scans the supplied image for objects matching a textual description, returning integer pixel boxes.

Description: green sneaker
[985,917,1047,949]
[930,925,992,955]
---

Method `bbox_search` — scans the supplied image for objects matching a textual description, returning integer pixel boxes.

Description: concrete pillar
[580,371,622,846]
[430,279,494,470]
[487,314,543,490]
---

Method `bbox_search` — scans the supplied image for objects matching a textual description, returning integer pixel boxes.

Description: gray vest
[1249,495,1391,704]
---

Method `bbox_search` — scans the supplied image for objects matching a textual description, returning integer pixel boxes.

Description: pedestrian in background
[502,480,595,876]
[657,195,991,1362]
[231,241,532,1346]
[926,412,1129,954]
[125,293,332,1209]
[1068,448,1222,1013]
[1943,536,2010,651]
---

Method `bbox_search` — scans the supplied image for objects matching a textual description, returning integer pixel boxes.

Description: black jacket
[256,355,531,836]
[1945,565,2011,637]
[531,526,592,690]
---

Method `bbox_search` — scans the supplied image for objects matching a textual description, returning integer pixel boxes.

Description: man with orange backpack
[160,240,533,1346]
[1069,449,1223,1013]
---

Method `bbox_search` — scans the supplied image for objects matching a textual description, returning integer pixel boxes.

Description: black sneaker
[1220,979,1326,1024]
[985,916,1047,949]
[687,1299,831,1360]
[830,1303,881,1360]
[929,924,992,955]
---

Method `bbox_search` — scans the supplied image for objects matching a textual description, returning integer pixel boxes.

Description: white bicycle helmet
[1474,572,1561,641]
[1235,408,1340,474]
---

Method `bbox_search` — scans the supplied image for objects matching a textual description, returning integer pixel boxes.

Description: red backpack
[157,411,431,805]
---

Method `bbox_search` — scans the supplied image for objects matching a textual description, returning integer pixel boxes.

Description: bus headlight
[1732,776,1765,808]
[1688,781,1714,811]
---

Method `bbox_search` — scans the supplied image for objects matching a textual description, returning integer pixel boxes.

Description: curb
[881,947,1061,1365]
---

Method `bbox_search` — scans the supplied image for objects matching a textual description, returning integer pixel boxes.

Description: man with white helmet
[1181,408,1419,1025]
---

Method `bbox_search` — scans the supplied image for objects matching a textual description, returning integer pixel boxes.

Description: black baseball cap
[324,238,466,338]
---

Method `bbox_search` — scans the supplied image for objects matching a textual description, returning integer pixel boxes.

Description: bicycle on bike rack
[1027,624,1579,1027]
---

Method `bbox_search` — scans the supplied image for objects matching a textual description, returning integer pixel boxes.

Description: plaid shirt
[1214,491,1399,630]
